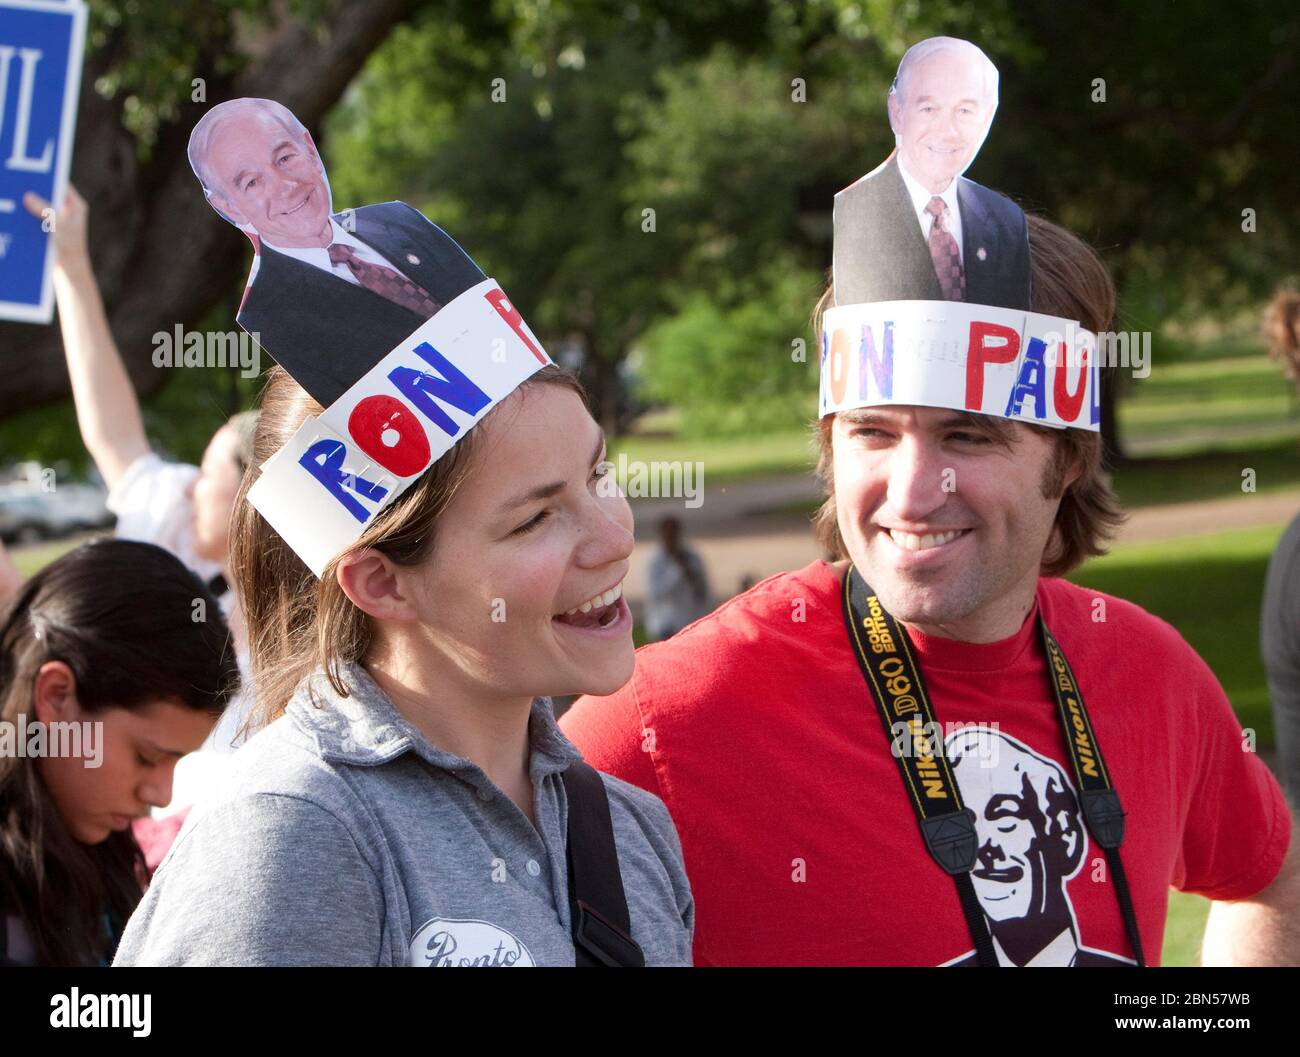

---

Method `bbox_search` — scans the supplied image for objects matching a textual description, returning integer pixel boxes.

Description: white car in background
[0,483,113,544]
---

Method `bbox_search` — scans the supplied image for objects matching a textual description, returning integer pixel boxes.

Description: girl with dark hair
[22,187,259,836]
[0,538,240,966]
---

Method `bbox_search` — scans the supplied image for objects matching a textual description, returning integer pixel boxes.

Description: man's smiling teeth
[565,582,623,616]
[888,528,967,551]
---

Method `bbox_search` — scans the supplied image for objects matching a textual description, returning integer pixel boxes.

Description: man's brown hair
[812,213,1125,577]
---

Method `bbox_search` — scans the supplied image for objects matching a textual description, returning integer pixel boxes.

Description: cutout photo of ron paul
[187,98,486,407]
[832,36,1031,311]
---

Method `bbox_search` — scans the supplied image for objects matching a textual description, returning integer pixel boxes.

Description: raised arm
[24,186,149,491]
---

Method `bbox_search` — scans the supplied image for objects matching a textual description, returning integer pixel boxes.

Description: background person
[645,516,711,641]
[1261,284,1300,804]
[22,186,258,835]
[0,540,19,611]
[0,539,239,966]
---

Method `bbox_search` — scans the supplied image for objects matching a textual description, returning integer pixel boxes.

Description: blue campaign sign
[0,0,86,323]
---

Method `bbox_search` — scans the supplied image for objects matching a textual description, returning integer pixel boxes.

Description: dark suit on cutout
[832,155,1031,310]
[237,201,487,407]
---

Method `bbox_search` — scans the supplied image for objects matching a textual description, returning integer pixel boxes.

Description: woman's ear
[32,661,80,724]
[336,549,419,623]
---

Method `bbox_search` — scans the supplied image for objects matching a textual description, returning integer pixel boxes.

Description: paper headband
[818,300,1099,430]
[189,99,550,575]
[248,281,548,575]
[826,36,1098,432]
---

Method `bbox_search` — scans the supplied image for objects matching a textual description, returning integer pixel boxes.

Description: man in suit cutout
[188,98,485,407]
[833,36,1031,310]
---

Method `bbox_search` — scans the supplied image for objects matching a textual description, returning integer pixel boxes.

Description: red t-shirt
[561,560,1291,966]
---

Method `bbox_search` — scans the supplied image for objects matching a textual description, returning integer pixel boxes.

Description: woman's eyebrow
[496,431,607,514]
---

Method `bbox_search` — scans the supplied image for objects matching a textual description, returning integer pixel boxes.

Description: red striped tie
[326,243,441,318]
[925,196,966,301]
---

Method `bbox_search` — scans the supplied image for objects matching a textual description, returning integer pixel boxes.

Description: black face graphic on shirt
[940,727,1133,967]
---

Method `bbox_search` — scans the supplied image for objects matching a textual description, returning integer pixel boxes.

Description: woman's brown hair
[232,364,590,727]
[811,212,1126,577]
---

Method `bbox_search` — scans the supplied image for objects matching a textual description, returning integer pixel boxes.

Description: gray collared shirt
[113,664,693,966]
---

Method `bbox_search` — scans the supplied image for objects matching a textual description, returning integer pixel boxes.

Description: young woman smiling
[114,364,694,967]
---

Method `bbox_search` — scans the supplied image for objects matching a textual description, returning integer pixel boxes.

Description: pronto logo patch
[408,916,536,967]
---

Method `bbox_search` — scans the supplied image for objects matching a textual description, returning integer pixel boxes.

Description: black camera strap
[842,564,1145,967]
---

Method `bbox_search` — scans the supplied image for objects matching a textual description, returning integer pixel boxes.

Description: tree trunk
[0,0,413,419]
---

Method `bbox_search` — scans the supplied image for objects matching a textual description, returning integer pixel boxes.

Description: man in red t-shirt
[562,142,1299,963]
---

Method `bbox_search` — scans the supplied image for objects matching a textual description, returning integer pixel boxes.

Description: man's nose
[269,165,299,196]
[885,437,949,523]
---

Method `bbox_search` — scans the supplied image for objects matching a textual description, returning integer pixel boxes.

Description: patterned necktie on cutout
[925,196,966,301]
[326,242,441,318]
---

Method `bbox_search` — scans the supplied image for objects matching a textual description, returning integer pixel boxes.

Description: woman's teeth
[888,528,967,552]
[565,582,623,616]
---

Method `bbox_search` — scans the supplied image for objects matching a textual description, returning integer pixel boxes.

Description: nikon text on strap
[842,565,1145,967]
[561,761,646,967]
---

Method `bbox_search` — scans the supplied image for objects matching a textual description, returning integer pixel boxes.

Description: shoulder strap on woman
[561,761,646,967]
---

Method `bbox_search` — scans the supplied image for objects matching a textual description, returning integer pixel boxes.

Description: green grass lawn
[1113,434,1300,509]
[1068,523,1281,744]
[610,426,816,484]
[1163,891,1211,967]
[1120,353,1300,450]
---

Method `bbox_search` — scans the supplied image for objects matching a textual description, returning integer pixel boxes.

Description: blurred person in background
[0,540,239,965]
[22,186,258,852]
[645,516,711,641]
[1260,283,1300,804]
[0,540,19,610]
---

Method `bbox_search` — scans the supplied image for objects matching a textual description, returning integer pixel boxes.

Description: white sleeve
[106,452,221,582]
